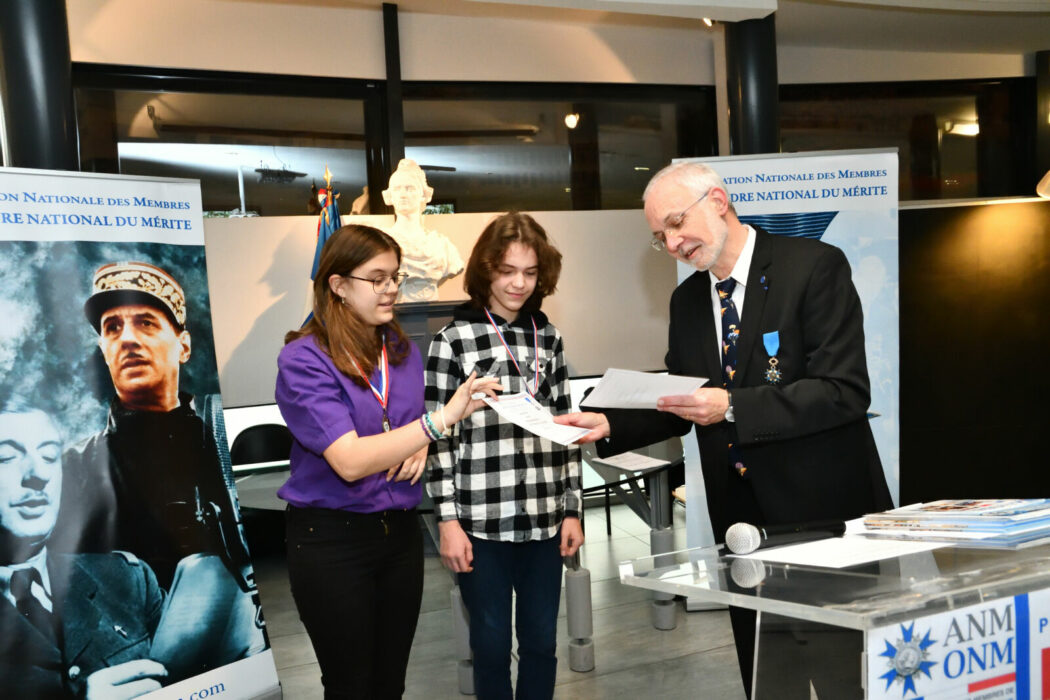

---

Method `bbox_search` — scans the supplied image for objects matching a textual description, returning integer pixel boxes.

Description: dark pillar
[908,113,941,199]
[381,3,405,188]
[364,83,390,215]
[0,0,78,170]
[724,14,779,155]
[1037,51,1050,191]
[567,103,601,210]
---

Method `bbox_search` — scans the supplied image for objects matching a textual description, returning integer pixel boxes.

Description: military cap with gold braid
[84,261,187,332]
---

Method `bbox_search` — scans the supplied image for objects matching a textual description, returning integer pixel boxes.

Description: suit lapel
[735,229,773,385]
[0,592,62,664]
[692,272,721,382]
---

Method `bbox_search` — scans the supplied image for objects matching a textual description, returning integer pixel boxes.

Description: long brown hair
[464,212,562,313]
[285,224,410,386]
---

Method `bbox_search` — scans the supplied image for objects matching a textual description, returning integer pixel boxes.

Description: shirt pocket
[525,348,557,403]
[466,354,502,380]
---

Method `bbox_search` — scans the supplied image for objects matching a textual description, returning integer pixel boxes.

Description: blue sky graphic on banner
[737,211,839,240]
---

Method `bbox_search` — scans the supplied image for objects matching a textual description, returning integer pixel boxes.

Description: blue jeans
[457,532,563,700]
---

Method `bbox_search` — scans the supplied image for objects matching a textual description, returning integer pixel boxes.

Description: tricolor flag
[304,166,341,324]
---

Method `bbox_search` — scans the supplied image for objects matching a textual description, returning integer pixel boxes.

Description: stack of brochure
[861,499,1050,549]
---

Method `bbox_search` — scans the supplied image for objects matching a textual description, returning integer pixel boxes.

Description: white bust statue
[382,159,464,302]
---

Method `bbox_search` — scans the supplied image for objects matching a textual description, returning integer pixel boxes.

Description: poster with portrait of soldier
[0,167,278,699]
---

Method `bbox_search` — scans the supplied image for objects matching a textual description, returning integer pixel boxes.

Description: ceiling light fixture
[564,113,580,129]
[945,120,979,137]
[703,17,713,27]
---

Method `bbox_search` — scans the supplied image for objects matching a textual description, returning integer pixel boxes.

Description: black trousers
[724,472,864,700]
[285,505,424,700]
[725,469,765,700]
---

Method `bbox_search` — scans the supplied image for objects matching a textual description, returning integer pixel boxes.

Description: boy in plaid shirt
[426,212,583,699]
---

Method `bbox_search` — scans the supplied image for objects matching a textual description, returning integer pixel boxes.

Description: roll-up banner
[0,167,279,699]
[676,149,900,551]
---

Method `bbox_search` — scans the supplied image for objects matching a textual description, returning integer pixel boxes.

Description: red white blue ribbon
[348,332,391,430]
[484,309,540,397]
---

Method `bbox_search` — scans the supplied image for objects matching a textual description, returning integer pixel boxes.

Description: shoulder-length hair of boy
[285,224,411,387]
[464,212,562,313]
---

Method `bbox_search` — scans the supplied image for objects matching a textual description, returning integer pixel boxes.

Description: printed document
[732,519,947,568]
[590,451,669,471]
[482,392,592,446]
[580,368,707,409]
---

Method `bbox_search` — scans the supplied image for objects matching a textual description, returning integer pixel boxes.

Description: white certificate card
[482,392,591,446]
[580,368,708,409]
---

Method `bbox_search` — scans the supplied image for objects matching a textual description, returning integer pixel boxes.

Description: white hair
[643,161,731,205]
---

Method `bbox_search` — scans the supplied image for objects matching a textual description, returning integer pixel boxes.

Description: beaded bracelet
[422,411,444,441]
[419,413,440,441]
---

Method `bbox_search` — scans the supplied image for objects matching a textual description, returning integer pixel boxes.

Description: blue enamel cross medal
[762,331,782,384]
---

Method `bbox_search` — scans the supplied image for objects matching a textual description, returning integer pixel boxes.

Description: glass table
[620,541,1050,699]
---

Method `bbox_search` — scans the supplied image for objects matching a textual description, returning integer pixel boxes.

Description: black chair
[230,424,292,466]
[230,423,293,558]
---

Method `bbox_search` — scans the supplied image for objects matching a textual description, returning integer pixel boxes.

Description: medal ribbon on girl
[484,309,540,397]
[348,331,392,430]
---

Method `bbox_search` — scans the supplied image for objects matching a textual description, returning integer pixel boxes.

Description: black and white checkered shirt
[425,304,582,542]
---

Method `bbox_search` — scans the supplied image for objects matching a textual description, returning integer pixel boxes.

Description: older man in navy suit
[559,161,892,698]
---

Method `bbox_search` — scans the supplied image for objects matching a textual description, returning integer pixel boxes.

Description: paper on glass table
[579,368,708,409]
[590,451,668,471]
[481,392,592,446]
[732,519,947,569]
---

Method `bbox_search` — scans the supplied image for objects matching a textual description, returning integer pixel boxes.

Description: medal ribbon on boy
[484,309,540,397]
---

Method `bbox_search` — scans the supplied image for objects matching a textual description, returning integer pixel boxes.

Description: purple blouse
[275,333,424,512]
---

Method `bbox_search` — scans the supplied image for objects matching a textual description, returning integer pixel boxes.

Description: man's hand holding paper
[656,387,729,426]
[551,411,610,444]
[482,392,592,446]
[553,368,710,443]
[579,368,707,410]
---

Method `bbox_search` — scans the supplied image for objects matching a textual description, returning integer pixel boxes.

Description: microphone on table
[724,519,846,555]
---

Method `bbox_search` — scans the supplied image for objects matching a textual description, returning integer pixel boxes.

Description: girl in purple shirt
[276,224,498,699]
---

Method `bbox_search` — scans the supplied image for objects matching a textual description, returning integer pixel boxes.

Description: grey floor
[253,503,747,699]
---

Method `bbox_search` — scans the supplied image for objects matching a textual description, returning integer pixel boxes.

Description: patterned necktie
[716,278,746,476]
[10,567,55,641]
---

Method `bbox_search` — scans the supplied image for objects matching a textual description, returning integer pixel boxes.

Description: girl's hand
[387,444,429,485]
[444,371,503,425]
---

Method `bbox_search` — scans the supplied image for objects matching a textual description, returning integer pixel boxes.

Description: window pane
[404,99,573,212]
[76,89,368,216]
[782,94,980,199]
[595,102,681,209]
[780,80,1034,201]
[404,94,712,211]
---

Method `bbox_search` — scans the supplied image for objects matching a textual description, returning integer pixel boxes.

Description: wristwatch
[725,390,735,422]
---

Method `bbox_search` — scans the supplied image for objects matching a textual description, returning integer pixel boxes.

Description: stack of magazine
[862,499,1050,549]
